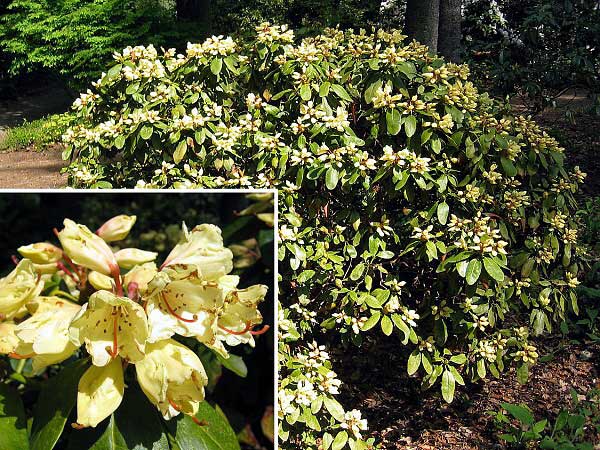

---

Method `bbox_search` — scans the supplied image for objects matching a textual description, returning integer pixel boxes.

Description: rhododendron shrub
[64,24,586,449]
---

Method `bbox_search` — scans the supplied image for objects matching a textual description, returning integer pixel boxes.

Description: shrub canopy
[63,24,586,448]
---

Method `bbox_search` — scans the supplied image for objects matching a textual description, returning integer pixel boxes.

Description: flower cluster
[0,216,267,428]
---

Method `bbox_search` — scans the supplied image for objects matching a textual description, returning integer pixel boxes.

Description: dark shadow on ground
[0,80,73,130]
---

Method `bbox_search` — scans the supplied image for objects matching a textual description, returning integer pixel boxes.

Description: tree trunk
[438,0,462,62]
[404,0,440,53]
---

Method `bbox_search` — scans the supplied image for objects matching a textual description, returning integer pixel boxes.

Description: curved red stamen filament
[8,352,36,359]
[161,292,197,323]
[219,321,269,336]
[250,324,270,336]
[11,255,19,265]
[168,399,207,426]
[56,262,79,284]
[219,321,252,335]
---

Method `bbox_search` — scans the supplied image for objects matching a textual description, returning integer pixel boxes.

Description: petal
[77,358,124,428]
[162,224,233,279]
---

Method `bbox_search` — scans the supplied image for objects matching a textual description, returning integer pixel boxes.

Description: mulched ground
[332,336,600,449]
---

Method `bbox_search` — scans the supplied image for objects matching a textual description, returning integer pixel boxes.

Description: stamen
[250,324,270,336]
[161,292,197,323]
[106,308,119,358]
[56,262,79,284]
[219,321,252,335]
[8,352,36,359]
[168,399,207,426]
[219,321,269,336]
[11,255,19,265]
[71,423,86,429]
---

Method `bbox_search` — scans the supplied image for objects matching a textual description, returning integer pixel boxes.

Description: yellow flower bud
[96,215,137,242]
[0,260,43,320]
[114,248,158,270]
[57,219,118,276]
[77,357,124,427]
[123,262,157,295]
[17,243,62,264]
[88,271,114,291]
[136,339,208,419]
[69,291,148,367]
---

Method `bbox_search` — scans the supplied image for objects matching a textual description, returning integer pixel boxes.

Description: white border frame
[0,187,280,448]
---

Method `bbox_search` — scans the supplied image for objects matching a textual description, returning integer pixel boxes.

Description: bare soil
[0,146,67,188]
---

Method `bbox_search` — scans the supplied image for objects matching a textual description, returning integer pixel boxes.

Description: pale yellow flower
[136,339,208,419]
[145,269,223,344]
[0,259,44,320]
[161,224,233,280]
[13,297,81,372]
[76,357,124,427]
[69,290,148,366]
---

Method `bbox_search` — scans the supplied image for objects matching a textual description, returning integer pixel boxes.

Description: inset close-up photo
[0,191,275,450]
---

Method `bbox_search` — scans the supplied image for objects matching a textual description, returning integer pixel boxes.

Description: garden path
[0,146,67,188]
[0,83,71,188]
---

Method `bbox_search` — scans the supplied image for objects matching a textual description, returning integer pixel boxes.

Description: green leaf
[31,359,89,450]
[323,397,345,423]
[404,115,417,138]
[174,140,187,164]
[0,384,29,450]
[140,125,153,140]
[217,353,248,378]
[501,403,534,425]
[168,401,240,450]
[330,84,352,102]
[437,202,449,225]
[361,312,381,331]
[319,82,331,97]
[465,259,482,285]
[483,258,505,282]
[407,351,421,375]
[331,431,348,450]
[107,64,122,79]
[350,263,365,281]
[386,109,401,135]
[516,363,529,384]
[114,135,126,150]
[300,84,312,101]
[325,167,339,190]
[380,315,393,336]
[441,369,455,403]
[210,58,223,75]
[500,157,517,177]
